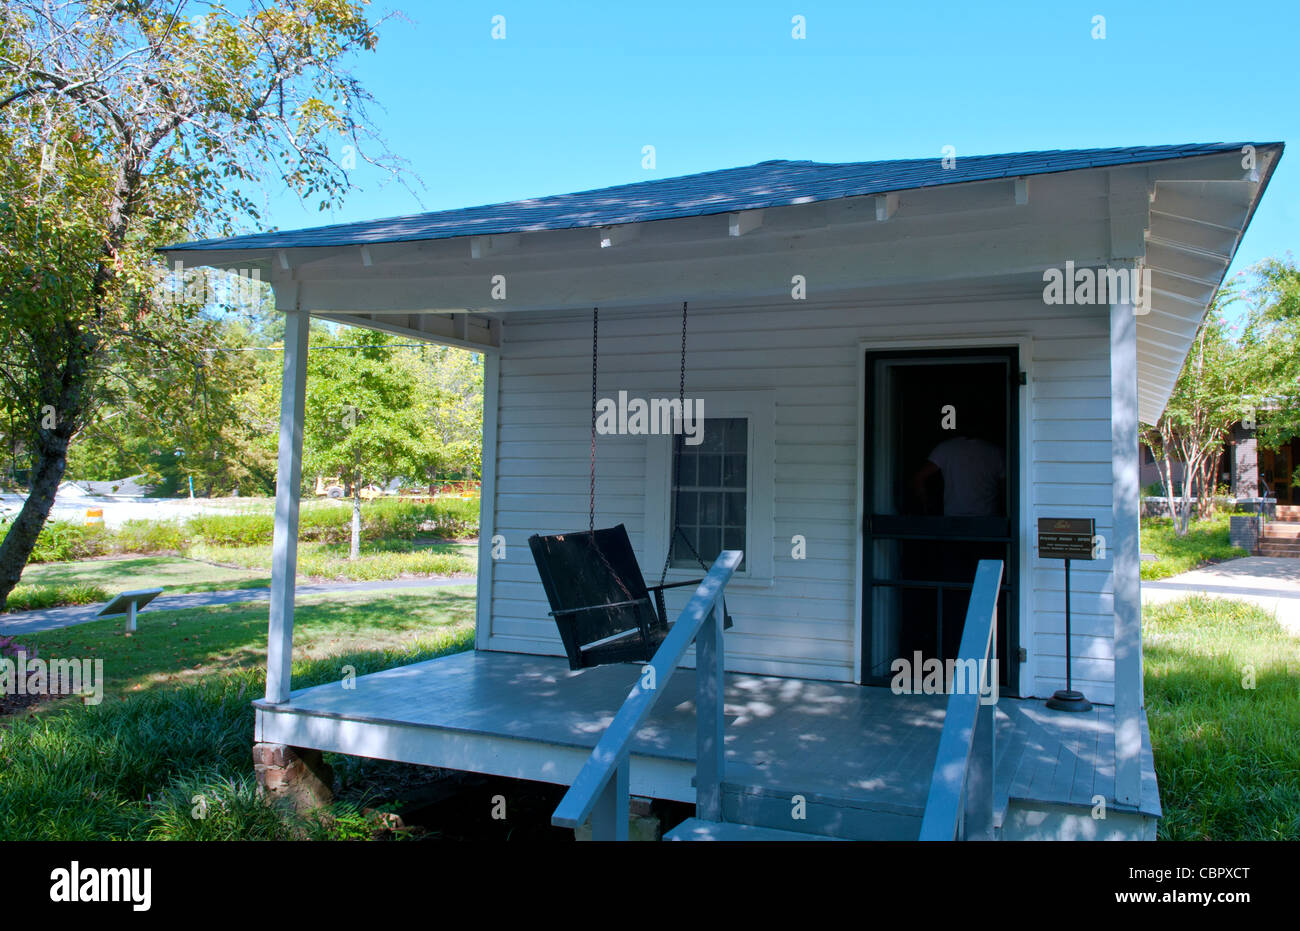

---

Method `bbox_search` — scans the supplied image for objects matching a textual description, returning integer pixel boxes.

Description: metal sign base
[1045,556,1091,713]
[1046,689,1093,712]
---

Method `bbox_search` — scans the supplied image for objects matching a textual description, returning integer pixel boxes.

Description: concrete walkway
[0,576,475,636]
[1142,557,1300,636]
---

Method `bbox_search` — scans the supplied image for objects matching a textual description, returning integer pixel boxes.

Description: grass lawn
[18,554,271,597]
[22,584,476,696]
[187,539,477,582]
[1139,514,1248,581]
[5,542,477,613]
[0,586,476,840]
[1144,596,1300,840]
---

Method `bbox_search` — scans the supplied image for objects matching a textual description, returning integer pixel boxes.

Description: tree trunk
[1196,454,1210,520]
[350,479,361,560]
[0,434,71,610]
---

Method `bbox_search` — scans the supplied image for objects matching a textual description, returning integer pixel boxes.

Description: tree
[66,310,272,496]
[412,344,483,486]
[303,329,428,559]
[1241,257,1300,468]
[0,1,399,608]
[1141,289,1257,535]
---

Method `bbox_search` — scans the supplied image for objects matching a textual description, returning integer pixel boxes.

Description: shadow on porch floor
[253,650,1160,839]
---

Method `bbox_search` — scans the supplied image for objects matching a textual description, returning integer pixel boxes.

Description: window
[670,417,748,571]
[644,390,773,585]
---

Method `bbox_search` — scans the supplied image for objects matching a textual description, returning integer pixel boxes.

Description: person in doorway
[912,431,1006,517]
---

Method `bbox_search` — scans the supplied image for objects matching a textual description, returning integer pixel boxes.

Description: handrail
[918,558,1004,841]
[552,549,743,839]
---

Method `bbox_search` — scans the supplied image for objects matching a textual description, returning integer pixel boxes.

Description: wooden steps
[1275,505,1300,521]
[664,817,844,841]
[720,780,923,840]
[664,776,928,841]
[1259,520,1300,556]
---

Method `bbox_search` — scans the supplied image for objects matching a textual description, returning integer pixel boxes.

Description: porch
[253,649,1161,840]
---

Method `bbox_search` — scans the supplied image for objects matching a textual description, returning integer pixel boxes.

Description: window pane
[699,492,722,526]
[671,417,748,572]
[724,418,747,452]
[724,527,745,552]
[676,491,698,525]
[698,423,725,453]
[725,492,746,526]
[723,454,746,488]
[698,526,721,561]
[697,455,722,487]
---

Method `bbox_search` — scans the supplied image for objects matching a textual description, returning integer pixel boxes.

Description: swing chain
[660,302,709,586]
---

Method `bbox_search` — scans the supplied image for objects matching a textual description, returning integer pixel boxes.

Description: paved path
[0,576,475,636]
[1143,557,1300,635]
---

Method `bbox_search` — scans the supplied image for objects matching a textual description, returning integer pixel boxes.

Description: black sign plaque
[1037,517,1096,561]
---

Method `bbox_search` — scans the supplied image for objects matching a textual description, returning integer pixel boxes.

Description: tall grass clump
[3,582,108,612]
[1144,596,1300,840]
[0,630,473,840]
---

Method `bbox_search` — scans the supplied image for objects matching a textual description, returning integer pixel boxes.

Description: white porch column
[1110,281,1143,807]
[265,304,310,704]
[474,350,501,650]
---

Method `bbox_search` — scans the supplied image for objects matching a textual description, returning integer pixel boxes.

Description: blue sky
[261,1,1297,281]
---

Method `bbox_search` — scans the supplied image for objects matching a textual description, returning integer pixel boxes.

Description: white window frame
[644,389,775,588]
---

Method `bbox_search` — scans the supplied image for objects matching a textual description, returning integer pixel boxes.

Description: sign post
[1037,518,1094,713]
[96,587,165,635]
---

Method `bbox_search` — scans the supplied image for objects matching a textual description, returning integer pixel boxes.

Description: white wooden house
[165,142,1282,840]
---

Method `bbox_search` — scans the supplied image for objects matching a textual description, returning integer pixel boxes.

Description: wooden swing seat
[529,524,722,671]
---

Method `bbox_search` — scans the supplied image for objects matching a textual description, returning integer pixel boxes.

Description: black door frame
[861,346,1021,696]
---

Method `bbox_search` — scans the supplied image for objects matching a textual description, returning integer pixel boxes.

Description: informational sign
[96,587,165,634]
[1037,517,1096,561]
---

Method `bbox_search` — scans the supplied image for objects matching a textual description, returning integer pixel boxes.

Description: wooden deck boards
[253,650,1160,822]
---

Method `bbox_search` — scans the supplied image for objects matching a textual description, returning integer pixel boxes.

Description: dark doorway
[862,348,1020,694]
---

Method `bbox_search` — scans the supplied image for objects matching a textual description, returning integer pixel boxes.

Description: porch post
[589,756,630,841]
[1110,282,1143,807]
[265,304,310,704]
[695,598,726,821]
[474,350,500,651]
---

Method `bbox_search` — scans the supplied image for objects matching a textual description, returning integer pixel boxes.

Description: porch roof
[165,142,1269,252]
[162,141,1283,424]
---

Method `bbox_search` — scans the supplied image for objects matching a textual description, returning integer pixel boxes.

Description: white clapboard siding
[485,290,1117,700]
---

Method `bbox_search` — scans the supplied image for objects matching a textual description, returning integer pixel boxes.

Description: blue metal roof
[165,142,1267,252]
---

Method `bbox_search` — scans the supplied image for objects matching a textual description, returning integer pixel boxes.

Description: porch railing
[918,558,1004,841]
[551,549,743,840]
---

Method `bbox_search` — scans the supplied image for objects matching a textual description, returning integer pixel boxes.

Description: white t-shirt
[926,436,1005,516]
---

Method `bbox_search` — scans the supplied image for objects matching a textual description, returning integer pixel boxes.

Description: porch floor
[253,650,1160,837]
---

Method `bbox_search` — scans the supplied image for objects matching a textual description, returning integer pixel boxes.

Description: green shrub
[114,519,187,554]
[29,521,113,563]
[185,498,478,549]
[24,497,479,569]
[184,512,276,547]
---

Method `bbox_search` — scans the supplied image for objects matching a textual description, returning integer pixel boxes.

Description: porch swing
[528,302,734,671]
